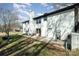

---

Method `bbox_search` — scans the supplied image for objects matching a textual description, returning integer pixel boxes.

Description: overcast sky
[0,3,73,22]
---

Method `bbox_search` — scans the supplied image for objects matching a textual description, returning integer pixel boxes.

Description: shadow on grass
[31,39,53,56]
[0,36,53,56]
[14,39,53,56]
[0,35,24,48]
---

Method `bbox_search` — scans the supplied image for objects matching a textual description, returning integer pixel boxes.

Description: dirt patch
[0,32,6,36]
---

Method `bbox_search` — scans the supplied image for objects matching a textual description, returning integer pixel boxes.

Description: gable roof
[33,3,79,20]
[22,20,29,23]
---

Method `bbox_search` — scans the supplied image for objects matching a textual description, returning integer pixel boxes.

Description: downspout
[74,5,79,32]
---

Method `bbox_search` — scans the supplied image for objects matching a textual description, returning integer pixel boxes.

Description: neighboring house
[22,4,79,50]
[22,20,29,34]
[22,11,35,35]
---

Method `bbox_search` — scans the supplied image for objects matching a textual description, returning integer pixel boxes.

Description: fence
[71,32,79,49]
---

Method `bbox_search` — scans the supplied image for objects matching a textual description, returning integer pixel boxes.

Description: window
[36,19,41,24]
[44,16,47,21]
[36,28,41,36]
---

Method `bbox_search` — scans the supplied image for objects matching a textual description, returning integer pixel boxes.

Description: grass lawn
[0,32,24,48]
[0,34,68,56]
[24,41,67,56]
[0,32,23,36]
[0,32,79,56]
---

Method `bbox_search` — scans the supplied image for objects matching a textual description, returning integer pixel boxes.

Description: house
[22,3,79,50]
[22,20,29,34]
[22,11,35,35]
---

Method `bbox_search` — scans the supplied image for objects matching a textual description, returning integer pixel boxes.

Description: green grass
[0,35,70,56]
[23,41,67,56]
[39,48,51,56]
[0,36,3,43]
[1,34,79,56]
[0,34,23,42]
[0,34,24,49]
[9,34,24,42]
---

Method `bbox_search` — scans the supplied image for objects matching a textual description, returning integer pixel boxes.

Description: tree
[0,8,18,40]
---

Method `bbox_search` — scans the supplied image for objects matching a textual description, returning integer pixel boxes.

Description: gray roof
[22,20,29,23]
[33,3,79,20]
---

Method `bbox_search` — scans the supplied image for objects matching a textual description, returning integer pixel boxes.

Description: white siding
[47,15,59,40]
[46,9,74,40]
[41,18,48,37]
[23,23,26,33]
[71,33,79,49]
[22,22,29,34]
[28,11,35,35]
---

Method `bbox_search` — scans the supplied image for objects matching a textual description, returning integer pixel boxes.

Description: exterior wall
[35,19,41,29]
[26,22,29,34]
[22,11,35,35]
[23,23,26,33]
[34,18,42,35]
[23,8,75,43]
[60,9,74,40]
[46,9,74,40]
[28,11,35,35]
[78,8,79,22]
[34,9,74,41]
[41,18,48,37]
[29,21,35,35]
[70,7,79,50]
[76,8,79,32]
[47,15,58,40]
[22,22,29,34]
[22,5,79,50]
[34,18,48,37]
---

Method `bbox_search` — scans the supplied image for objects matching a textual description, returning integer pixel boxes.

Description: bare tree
[0,8,18,40]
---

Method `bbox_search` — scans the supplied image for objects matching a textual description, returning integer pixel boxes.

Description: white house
[22,3,79,50]
[22,11,35,35]
[33,5,75,40]
[22,20,29,34]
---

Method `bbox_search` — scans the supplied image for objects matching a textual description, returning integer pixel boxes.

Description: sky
[0,3,55,22]
[0,3,72,22]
